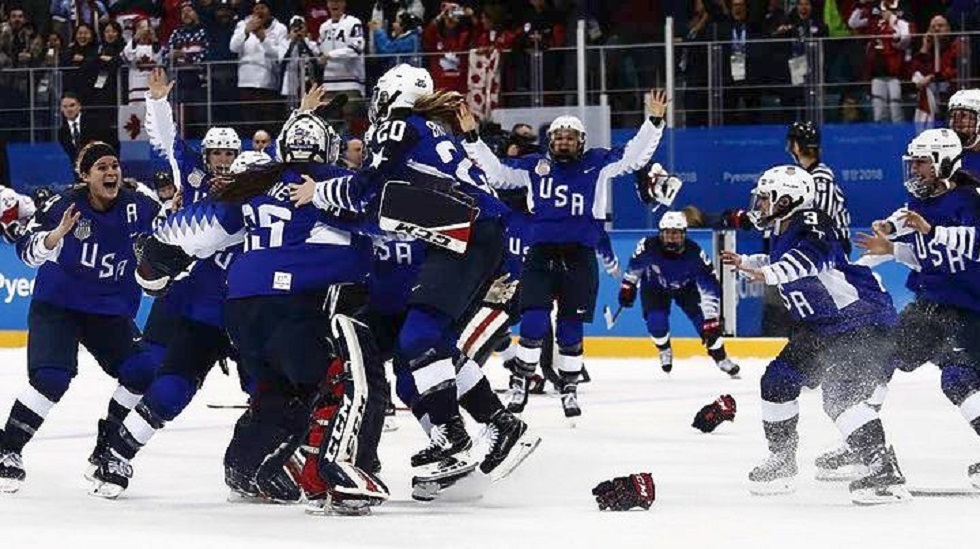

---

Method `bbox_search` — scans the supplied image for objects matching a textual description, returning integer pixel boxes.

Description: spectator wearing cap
[849,0,911,122]
[166,1,210,134]
[422,2,472,93]
[122,16,162,103]
[279,14,321,100]
[369,10,422,71]
[910,14,960,130]
[230,0,287,133]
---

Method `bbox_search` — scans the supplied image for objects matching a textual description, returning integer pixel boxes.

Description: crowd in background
[0,0,978,141]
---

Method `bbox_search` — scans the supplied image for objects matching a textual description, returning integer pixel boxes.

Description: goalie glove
[618,281,637,308]
[637,163,683,207]
[133,234,195,297]
[592,472,655,511]
[692,394,736,433]
[484,273,519,306]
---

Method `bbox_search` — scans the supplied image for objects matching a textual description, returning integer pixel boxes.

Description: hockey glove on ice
[592,473,656,511]
[692,394,736,433]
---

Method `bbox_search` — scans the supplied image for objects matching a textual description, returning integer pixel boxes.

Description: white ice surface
[0,350,975,549]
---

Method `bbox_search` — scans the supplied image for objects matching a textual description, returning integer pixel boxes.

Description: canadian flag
[118,104,149,142]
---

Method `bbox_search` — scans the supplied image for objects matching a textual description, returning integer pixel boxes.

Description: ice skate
[85,419,115,481]
[970,462,980,489]
[479,410,541,482]
[659,348,673,373]
[504,374,529,414]
[717,358,740,378]
[561,382,581,422]
[411,416,478,500]
[748,451,797,495]
[0,446,25,494]
[814,444,868,481]
[89,453,133,499]
[849,446,912,505]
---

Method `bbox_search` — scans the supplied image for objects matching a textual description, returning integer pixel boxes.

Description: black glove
[0,221,23,244]
[692,394,736,433]
[618,281,637,308]
[592,472,655,511]
[133,234,195,297]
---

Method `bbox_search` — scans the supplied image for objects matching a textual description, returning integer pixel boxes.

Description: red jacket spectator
[515,0,564,51]
[909,15,960,116]
[422,7,471,93]
[302,0,331,40]
[469,11,517,52]
[159,0,185,43]
[848,0,911,80]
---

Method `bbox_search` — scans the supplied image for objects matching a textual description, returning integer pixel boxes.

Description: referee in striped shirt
[786,121,852,253]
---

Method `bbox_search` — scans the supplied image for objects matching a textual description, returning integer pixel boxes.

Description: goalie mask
[658,211,688,254]
[276,113,340,164]
[202,127,241,175]
[902,128,962,199]
[750,165,815,232]
[547,115,586,161]
[948,89,980,150]
[369,64,434,124]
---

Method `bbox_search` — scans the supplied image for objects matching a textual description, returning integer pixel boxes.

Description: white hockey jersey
[317,14,365,94]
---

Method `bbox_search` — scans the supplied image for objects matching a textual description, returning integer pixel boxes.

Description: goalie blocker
[379,181,479,254]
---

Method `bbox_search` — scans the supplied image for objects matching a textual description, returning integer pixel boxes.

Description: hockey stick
[207,404,248,409]
[908,487,980,498]
[314,93,349,121]
[603,305,623,330]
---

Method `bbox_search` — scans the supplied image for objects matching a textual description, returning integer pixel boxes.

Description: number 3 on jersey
[242,204,292,252]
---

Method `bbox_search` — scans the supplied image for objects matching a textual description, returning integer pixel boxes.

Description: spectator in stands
[679,0,717,127]
[0,7,34,68]
[849,0,911,123]
[167,1,210,134]
[469,6,515,106]
[771,0,828,119]
[423,2,471,93]
[51,0,106,45]
[57,91,118,165]
[205,0,238,126]
[339,137,363,169]
[61,23,99,101]
[16,1,49,38]
[514,0,564,105]
[302,0,330,40]
[370,10,422,71]
[318,0,366,133]
[280,15,320,101]
[500,122,539,157]
[252,129,272,153]
[230,0,287,133]
[718,0,763,125]
[121,16,162,103]
[90,20,124,108]
[910,15,959,129]
[159,0,186,43]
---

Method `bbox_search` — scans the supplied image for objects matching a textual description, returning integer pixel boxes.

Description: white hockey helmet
[750,165,815,230]
[369,63,434,124]
[658,210,688,231]
[903,128,962,198]
[547,115,586,160]
[276,112,340,164]
[658,211,688,253]
[202,127,241,174]
[229,150,273,175]
[948,88,980,149]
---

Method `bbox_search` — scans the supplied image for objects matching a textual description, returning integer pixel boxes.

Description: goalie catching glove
[133,234,195,296]
[592,473,656,511]
[636,163,683,207]
[692,394,736,433]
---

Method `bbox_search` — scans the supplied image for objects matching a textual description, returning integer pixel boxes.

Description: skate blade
[852,485,913,505]
[83,464,98,482]
[748,479,796,496]
[88,481,125,499]
[485,433,542,483]
[412,470,490,502]
[382,418,399,432]
[908,487,980,498]
[306,496,374,516]
[0,477,23,493]
[814,465,868,482]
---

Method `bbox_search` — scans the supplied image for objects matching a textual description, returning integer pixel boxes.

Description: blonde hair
[412,91,466,130]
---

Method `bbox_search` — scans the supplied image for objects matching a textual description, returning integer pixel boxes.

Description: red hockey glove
[692,394,736,433]
[592,472,656,511]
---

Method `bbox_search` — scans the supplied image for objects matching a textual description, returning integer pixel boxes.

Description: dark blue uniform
[1,187,160,457]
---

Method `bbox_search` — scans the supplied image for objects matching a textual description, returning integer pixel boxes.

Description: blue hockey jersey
[741,209,896,334]
[145,94,237,327]
[368,236,425,315]
[624,237,721,319]
[887,185,980,314]
[18,187,160,317]
[155,164,373,299]
[463,118,664,247]
[962,150,980,176]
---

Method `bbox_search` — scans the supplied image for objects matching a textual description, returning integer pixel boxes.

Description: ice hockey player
[723,165,910,505]
[0,142,161,493]
[855,128,980,490]
[460,90,668,419]
[289,65,539,499]
[948,89,980,174]
[619,211,739,377]
[83,68,248,498]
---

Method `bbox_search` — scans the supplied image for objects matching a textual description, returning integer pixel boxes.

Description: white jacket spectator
[230,12,287,91]
[122,26,162,103]
[279,16,321,98]
[318,8,365,94]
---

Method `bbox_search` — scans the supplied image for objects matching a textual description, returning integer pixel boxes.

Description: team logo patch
[535,159,551,176]
[74,218,92,240]
[188,169,205,188]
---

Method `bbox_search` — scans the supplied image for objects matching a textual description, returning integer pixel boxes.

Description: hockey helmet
[369,63,434,124]
[948,89,980,149]
[786,120,820,160]
[202,127,241,175]
[276,113,340,164]
[230,150,273,175]
[750,165,815,231]
[903,128,962,198]
[658,210,688,254]
[547,115,586,161]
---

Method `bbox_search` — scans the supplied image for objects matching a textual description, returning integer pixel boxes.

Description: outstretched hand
[647,89,669,119]
[148,67,174,100]
[300,84,329,112]
[457,102,477,133]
